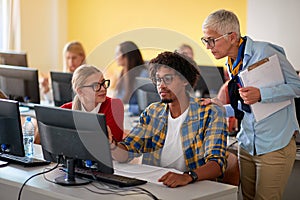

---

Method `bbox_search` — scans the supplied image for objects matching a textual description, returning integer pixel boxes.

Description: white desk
[0,145,238,200]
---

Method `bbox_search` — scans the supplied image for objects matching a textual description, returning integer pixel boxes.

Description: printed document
[240,54,291,121]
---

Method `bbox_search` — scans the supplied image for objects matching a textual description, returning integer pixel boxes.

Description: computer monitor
[135,77,161,113]
[194,65,225,98]
[0,65,40,104]
[0,99,25,157]
[50,71,73,107]
[0,50,28,67]
[35,105,113,186]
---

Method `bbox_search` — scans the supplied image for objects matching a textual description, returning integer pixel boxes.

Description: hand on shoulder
[200,97,224,107]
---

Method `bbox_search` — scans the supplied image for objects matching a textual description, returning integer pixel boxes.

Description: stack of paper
[240,54,291,122]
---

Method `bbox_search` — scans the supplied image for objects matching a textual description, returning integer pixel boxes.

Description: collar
[81,102,102,113]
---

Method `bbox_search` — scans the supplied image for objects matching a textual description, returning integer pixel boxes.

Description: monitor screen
[50,71,73,107]
[0,65,40,104]
[0,99,25,157]
[194,66,225,98]
[35,105,113,185]
[135,77,161,113]
[0,50,28,67]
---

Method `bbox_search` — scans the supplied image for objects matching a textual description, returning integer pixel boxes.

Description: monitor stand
[55,158,91,186]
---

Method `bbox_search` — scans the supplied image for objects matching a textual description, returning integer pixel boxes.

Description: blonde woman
[42,41,86,101]
[61,64,124,142]
[62,41,86,73]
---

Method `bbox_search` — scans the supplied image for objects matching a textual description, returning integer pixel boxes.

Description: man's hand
[158,171,192,188]
[239,86,261,105]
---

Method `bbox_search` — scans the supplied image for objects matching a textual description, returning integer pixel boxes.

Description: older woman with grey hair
[201,9,300,200]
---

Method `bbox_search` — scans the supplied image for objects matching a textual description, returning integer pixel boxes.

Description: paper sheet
[240,54,291,121]
[114,162,182,185]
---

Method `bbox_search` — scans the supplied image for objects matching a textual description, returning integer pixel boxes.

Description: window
[0,0,4,49]
[0,0,21,50]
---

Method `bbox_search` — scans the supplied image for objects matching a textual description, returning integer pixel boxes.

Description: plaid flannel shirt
[120,97,228,174]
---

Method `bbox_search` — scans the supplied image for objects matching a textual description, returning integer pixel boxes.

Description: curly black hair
[149,51,200,88]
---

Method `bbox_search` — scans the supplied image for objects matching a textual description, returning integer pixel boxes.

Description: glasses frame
[152,74,178,86]
[81,79,110,92]
[201,32,233,48]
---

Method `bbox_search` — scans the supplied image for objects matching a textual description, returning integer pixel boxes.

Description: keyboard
[0,153,50,167]
[75,167,147,187]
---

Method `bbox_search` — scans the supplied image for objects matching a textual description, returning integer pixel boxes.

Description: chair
[222,152,240,186]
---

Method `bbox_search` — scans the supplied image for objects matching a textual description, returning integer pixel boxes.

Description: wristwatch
[184,170,198,183]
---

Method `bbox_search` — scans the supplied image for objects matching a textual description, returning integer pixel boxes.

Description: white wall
[247,0,300,70]
[20,0,67,73]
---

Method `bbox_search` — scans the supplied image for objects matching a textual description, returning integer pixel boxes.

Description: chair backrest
[222,152,240,186]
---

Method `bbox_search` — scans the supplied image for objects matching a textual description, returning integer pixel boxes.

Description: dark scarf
[227,37,251,121]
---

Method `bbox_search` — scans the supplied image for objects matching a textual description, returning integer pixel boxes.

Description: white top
[81,103,101,113]
[160,108,189,172]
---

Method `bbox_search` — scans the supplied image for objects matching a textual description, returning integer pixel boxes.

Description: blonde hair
[63,41,86,72]
[71,64,102,110]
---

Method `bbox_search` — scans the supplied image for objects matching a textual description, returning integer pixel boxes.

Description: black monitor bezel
[50,71,73,107]
[34,105,114,174]
[0,65,40,104]
[135,77,160,113]
[0,50,28,67]
[0,99,25,157]
[194,65,225,98]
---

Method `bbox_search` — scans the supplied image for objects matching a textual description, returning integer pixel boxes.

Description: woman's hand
[200,97,224,107]
[239,86,261,105]
[41,77,50,94]
[107,126,113,143]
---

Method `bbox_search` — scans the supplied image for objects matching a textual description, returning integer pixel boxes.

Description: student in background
[110,51,228,188]
[61,64,124,142]
[176,43,194,59]
[62,41,86,73]
[41,41,86,102]
[201,9,300,199]
[113,41,149,115]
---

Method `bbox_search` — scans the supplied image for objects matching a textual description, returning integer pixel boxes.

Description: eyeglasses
[201,32,232,48]
[81,79,110,92]
[152,74,177,86]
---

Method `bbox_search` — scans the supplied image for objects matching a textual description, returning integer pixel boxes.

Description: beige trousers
[239,136,296,200]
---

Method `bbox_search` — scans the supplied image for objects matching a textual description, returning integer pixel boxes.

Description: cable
[17,159,60,200]
[135,186,160,200]
[83,182,160,199]
[42,165,65,184]
[79,167,160,199]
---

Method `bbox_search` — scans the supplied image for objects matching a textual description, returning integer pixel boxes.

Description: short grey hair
[202,9,241,38]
